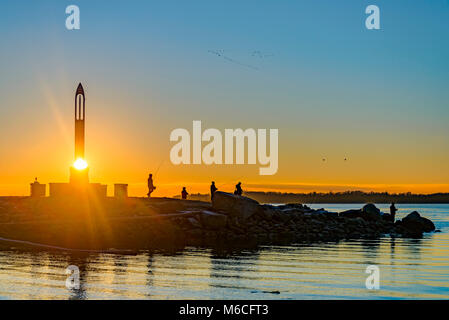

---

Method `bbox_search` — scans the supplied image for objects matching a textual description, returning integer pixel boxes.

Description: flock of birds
[209,49,351,165]
[209,48,350,165]
[208,49,274,70]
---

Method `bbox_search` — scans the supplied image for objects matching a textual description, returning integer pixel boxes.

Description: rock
[277,203,307,213]
[199,210,228,230]
[279,207,302,215]
[212,192,260,220]
[271,210,283,221]
[260,205,278,220]
[404,211,420,220]
[187,217,201,228]
[278,213,291,223]
[316,209,337,218]
[186,228,203,239]
[361,203,382,221]
[353,217,366,225]
[339,209,362,219]
[401,211,435,233]
[304,211,327,221]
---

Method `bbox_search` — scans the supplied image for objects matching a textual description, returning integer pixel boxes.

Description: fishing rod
[152,159,165,177]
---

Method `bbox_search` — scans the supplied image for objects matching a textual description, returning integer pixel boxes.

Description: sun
[73,158,88,170]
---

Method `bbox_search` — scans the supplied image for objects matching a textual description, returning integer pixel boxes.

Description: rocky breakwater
[0,195,438,250]
[174,192,437,246]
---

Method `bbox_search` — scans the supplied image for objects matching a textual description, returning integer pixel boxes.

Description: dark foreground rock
[361,203,382,221]
[212,192,259,220]
[394,211,435,237]
[0,195,438,251]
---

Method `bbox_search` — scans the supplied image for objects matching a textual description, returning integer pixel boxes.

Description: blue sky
[0,0,448,195]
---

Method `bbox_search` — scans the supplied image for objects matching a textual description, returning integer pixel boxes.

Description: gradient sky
[0,0,448,196]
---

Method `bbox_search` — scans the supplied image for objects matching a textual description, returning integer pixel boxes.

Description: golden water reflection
[0,204,448,300]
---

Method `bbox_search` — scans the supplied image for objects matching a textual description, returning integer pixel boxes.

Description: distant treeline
[176,191,449,204]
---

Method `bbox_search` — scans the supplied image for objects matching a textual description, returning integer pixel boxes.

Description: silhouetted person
[210,181,217,201]
[181,187,188,200]
[234,182,243,196]
[147,174,156,198]
[389,202,398,222]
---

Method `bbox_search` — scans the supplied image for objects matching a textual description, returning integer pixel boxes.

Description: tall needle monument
[49,83,108,197]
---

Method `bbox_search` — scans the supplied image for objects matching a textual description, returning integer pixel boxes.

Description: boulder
[199,210,228,230]
[304,211,326,219]
[361,203,382,221]
[277,203,307,212]
[315,209,337,218]
[187,217,201,228]
[212,192,260,220]
[339,209,362,219]
[278,213,292,223]
[401,211,435,233]
[279,207,303,215]
[381,213,394,222]
[259,205,278,220]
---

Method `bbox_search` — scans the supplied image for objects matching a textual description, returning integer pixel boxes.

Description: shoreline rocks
[212,192,260,220]
[394,211,435,237]
[0,195,439,251]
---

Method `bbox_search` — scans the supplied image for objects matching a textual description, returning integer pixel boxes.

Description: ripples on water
[0,204,448,300]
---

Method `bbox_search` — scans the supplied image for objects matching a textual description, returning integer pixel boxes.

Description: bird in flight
[208,50,259,70]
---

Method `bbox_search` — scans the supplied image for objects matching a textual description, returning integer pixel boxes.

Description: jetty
[0,192,437,251]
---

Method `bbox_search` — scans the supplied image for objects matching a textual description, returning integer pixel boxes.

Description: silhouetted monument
[49,83,107,197]
[75,83,85,159]
[70,83,89,185]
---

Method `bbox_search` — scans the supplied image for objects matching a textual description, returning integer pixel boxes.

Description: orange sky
[1,2,449,196]
[0,78,448,198]
[1,81,449,197]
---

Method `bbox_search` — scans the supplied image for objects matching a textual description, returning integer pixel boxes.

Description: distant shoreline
[174,191,449,204]
[3,190,449,205]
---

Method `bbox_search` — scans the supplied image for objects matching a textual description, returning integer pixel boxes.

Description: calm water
[0,203,448,300]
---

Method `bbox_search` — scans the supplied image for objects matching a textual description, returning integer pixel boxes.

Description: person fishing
[147,173,156,198]
[390,202,398,222]
[181,187,188,200]
[210,181,217,201]
[234,182,243,196]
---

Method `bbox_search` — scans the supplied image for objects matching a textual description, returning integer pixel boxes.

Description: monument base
[49,182,107,198]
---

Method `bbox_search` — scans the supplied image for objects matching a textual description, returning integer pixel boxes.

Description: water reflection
[403,238,423,259]
[0,204,447,299]
[145,253,154,298]
[360,239,381,264]
[389,237,396,265]
[209,248,261,288]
